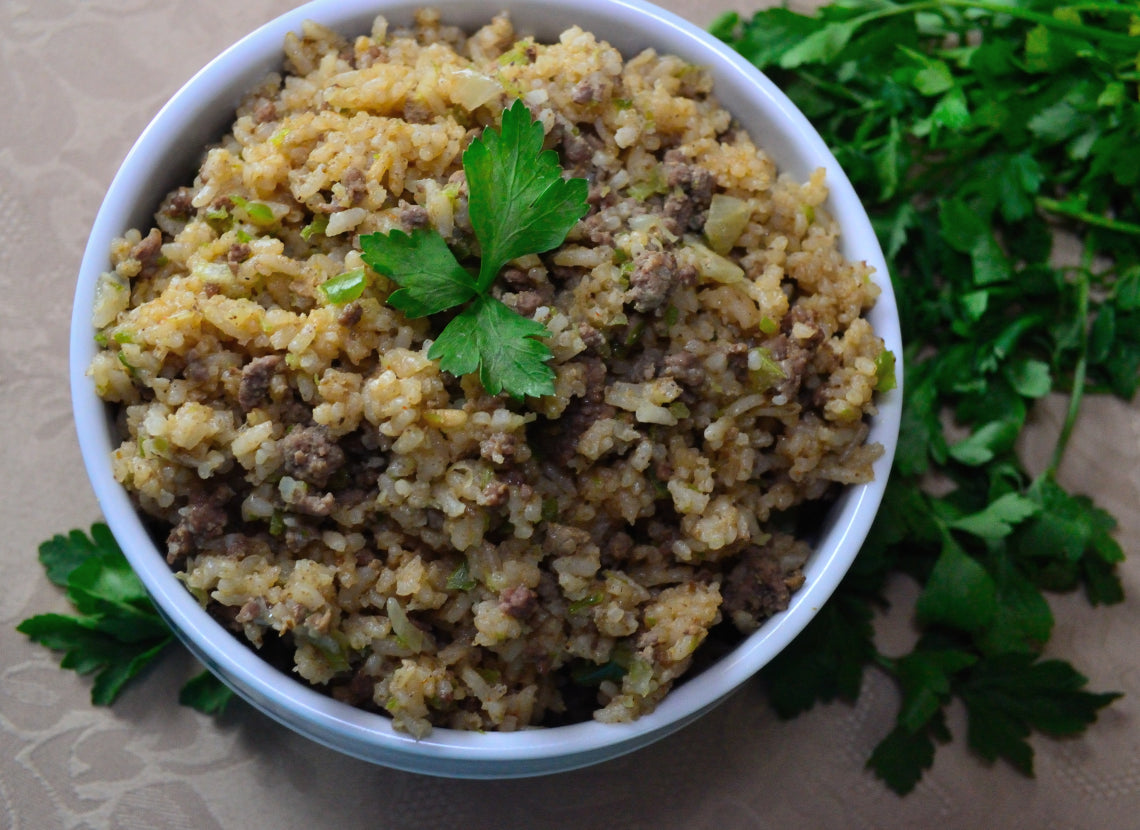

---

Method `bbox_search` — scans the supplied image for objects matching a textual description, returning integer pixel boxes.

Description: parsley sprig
[18,524,233,715]
[358,99,589,399]
[714,0,1134,794]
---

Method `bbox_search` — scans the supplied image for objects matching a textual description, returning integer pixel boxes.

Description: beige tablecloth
[3,2,1139,827]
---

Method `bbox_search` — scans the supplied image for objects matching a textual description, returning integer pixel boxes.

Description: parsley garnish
[359,99,589,399]
[715,0,1133,795]
[17,524,233,715]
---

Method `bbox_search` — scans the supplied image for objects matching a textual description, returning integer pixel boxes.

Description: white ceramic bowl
[70,0,902,778]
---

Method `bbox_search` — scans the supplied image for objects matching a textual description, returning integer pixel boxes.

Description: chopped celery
[627,165,668,201]
[704,193,752,255]
[685,238,744,283]
[386,596,429,653]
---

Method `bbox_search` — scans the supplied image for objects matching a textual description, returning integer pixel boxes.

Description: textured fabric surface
[2,1,1138,827]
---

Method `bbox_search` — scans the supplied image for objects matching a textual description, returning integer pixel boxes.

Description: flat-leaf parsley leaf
[359,99,589,399]
[17,524,233,714]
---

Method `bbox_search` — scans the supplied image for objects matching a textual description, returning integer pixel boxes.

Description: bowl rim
[69,0,902,776]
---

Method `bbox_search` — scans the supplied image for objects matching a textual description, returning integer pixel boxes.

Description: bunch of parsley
[714,0,1137,794]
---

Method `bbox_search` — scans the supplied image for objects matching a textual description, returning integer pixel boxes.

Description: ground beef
[512,289,546,318]
[480,479,511,507]
[769,307,826,400]
[227,242,251,269]
[130,228,164,278]
[577,211,615,247]
[663,149,716,200]
[480,432,519,464]
[560,123,601,169]
[160,187,194,220]
[500,266,535,290]
[280,424,346,488]
[338,302,363,327]
[281,483,336,517]
[252,97,277,124]
[721,539,808,632]
[237,354,283,411]
[499,585,538,619]
[396,200,429,229]
[165,487,232,564]
[662,149,715,233]
[571,79,602,104]
[578,323,606,352]
[535,357,613,465]
[626,250,679,312]
[663,351,704,387]
[342,167,367,205]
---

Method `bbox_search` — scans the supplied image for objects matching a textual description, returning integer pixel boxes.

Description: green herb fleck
[446,558,477,592]
[568,591,605,615]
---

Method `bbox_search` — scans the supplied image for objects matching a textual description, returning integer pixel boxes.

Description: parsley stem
[1036,197,1140,238]
[1047,267,1090,478]
[873,652,899,676]
[841,0,1139,51]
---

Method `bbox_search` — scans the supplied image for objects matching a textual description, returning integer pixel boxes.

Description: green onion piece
[301,215,329,240]
[446,559,477,591]
[540,497,560,523]
[663,304,679,327]
[320,267,369,304]
[874,349,897,392]
[231,196,275,226]
[568,591,604,615]
[758,315,778,335]
[116,352,137,374]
